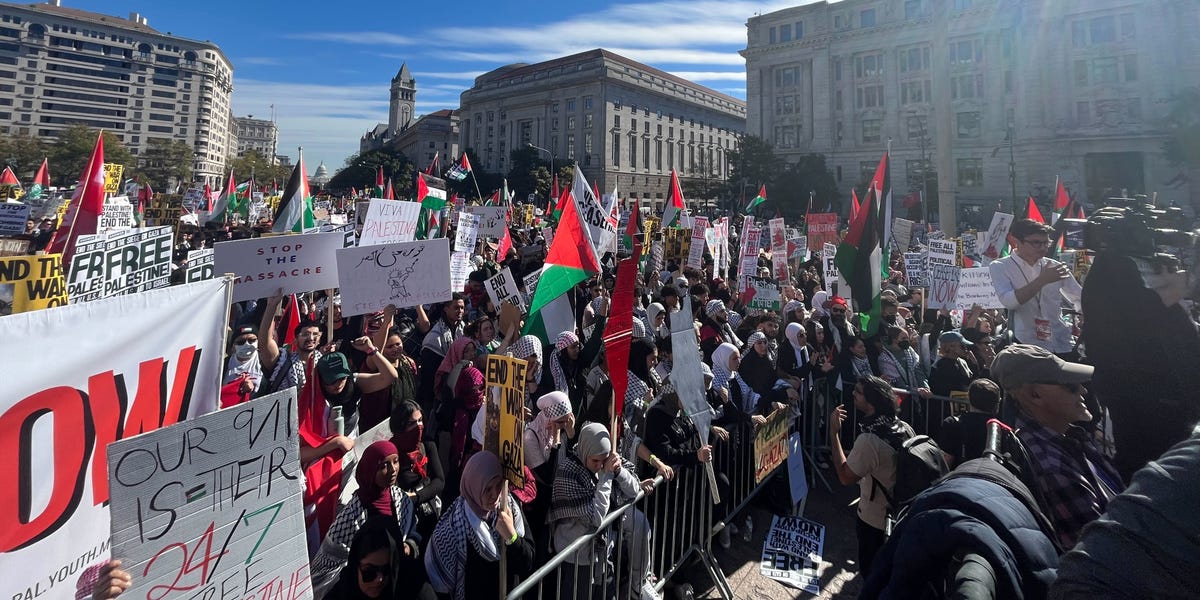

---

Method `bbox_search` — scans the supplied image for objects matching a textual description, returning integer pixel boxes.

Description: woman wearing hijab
[311,441,426,599]
[522,391,575,563]
[326,517,401,600]
[509,334,545,409]
[738,331,783,398]
[710,342,773,427]
[645,302,670,340]
[444,363,485,497]
[547,331,585,408]
[425,452,533,600]
[434,337,478,407]
[389,401,444,541]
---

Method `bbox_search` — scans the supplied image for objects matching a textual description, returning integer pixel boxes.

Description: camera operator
[1080,202,1200,482]
[988,218,1082,355]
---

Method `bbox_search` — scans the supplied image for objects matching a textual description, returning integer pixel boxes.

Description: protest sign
[980,212,1013,261]
[663,227,691,265]
[216,231,342,302]
[892,217,914,250]
[961,233,978,261]
[450,250,472,293]
[928,264,961,310]
[185,248,215,283]
[738,227,761,293]
[769,217,787,279]
[650,240,664,273]
[0,238,29,257]
[522,267,542,297]
[0,253,68,315]
[336,237,452,315]
[484,354,528,488]
[99,200,134,232]
[927,239,957,266]
[787,433,809,505]
[102,163,124,194]
[904,252,927,287]
[806,212,839,248]
[789,236,808,261]
[754,409,789,483]
[68,226,174,303]
[760,515,825,594]
[107,389,311,600]
[928,229,945,241]
[0,278,228,600]
[747,276,782,311]
[467,205,508,238]
[0,202,32,235]
[142,200,180,229]
[455,211,480,252]
[485,266,526,313]
[955,267,1004,309]
[686,216,708,270]
[359,199,421,246]
[354,201,370,232]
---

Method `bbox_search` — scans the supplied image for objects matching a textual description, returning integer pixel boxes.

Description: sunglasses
[359,564,389,583]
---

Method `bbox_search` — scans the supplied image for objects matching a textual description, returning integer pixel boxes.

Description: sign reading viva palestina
[0,278,229,600]
[68,226,174,303]
[358,199,421,246]
[0,254,69,315]
[107,390,312,600]
[214,231,343,302]
[335,237,452,316]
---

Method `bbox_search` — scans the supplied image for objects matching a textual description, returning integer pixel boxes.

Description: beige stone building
[0,0,236,186]
[458,49,747,208]
[233,115,277,163]
[743,0,1200,230]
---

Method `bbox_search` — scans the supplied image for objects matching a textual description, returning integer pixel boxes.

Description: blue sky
[62,0,805,174]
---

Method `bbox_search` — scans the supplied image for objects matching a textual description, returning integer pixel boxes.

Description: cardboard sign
[185,248,215,283]
[107,390,311,600]
[747,276,782,311]
[521,267,542,297]
[484,354,528,488]
[359,199,422,246]
[354,201,371,232]
[927,239,957,266]
[904,252,927,287]
[102,163,124,194]
[892,217,915,250]
[769,217,788,280]
[760,515,825,594]
[928,264,961,310]
[789,236,808,261]
[955,267,1004,309]
[142,201,180,229]
[663,227,691,265]
[806,212,839,249]
[687,216,709,270]
[99,200,134,232]
[467,206,508,238]
[215,231,343,302]
[485,266,526,313]
[0,279,228,600]
[0,254,68,315]
[754,409,789,483]
[336,237,452,315]
[0,202,32,235]
[68,226,174,303]
[981,212,1014,261]
[454,211,480,253]
[450,250,472,293]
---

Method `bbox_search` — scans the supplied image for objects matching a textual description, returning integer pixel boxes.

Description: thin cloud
[284,31,414,46]
[412,71,486,80]
[667,71,747,82]
[239,57,284,66]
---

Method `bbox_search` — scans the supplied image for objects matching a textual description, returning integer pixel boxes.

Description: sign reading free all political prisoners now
[68,226,174,303]
[107,389,312,600]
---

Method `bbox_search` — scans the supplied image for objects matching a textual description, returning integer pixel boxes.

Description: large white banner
[68,226,174,303]
[467,206,508,238]
[215,232,342,302]
[336,238,452,315]
[0,278,229,600]
[358,199,421,246]
[107,390,311,600]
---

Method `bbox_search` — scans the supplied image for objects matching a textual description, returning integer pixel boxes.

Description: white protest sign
[904,252,927,287]
[572,171,617,257]
[522,268,542,297]
[962,232,978,258]
[0,279,228,600]
[485,266,526,313]
[450,250,472,293]
[822,243,839,283]
[928,239,957,266]
[928,264,961,309]
[354,201,370,232]
[185,248,215,283]
[981,212,1014,261]
[68,226,174,303]
[760,515,825,594]
[454,211,480,252]
[687,216,709,270]
[467,205,508,238]
[0,202,33,235]
[955,267,1004,309]
[789,236,808,261]
[359,199,421,246]
[738,227,761,293]
[107,390,311,600]
[747,276,782,311]
[99,199,134,232]
[892,217,914,250]
[336,237,452,315]
[769,217,787,280]
[215,231,342,302]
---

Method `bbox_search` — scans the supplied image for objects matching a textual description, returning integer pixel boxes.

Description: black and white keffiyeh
[425,494,527,600]
[310,486,415,598]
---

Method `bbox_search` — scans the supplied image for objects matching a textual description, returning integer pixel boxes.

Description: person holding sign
[987,219,1082,354]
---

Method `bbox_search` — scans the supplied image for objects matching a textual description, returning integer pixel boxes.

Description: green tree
[326,147,412,195]
[49,123,134,186]
[681,150,727,204]
[1162,87,1200,169]
[726,135,786,195]
[772,154,840,219]
[0,133,50,179]
[227,150,291,189]
[137,138,194,190]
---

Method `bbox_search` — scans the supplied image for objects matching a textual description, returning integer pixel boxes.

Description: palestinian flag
[1051,177,1070,225]
[425,151,439,176]
[28,158,50,201]
[550,182,569,223]
[374,166,385,198]
[851,188,860,220]
[203,183,213,212]
[417,172,447,210]
[0,166,20,198]
[834,187,882,337]
[137,180,154,224]
[524,192,600,337]
[210,170,238,222]
[549,174,559,212]
[272,152,315,233]
[867,151,892,279]
[384,178,395,200]
[1026,196,1046,223]
[623,197,642,254]
[47,132,105,264]
[663,169,685,227]
[745,184,767,214]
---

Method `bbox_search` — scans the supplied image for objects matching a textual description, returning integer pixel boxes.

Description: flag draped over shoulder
[663,169,685,227]
[272,152,314,233]
[835,189,882,337]
[47,132,105,263]
[745,184,767,214]
[524,192,600,336]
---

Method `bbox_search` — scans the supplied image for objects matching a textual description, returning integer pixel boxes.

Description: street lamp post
[528,143,554,202]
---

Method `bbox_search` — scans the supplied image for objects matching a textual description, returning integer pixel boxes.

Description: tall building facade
[743,0,1200,228]
[233,115,277,163]
[0,0,235,185]
[390,108,459,175]
[458,49,746,207]
[361,63,417,153]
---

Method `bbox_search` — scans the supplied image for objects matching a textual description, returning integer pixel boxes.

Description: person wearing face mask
[389,402,444,541]
[876,325,932,400]
[224,325,262,395]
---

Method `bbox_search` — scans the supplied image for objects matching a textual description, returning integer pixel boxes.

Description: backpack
[871,425,951,513]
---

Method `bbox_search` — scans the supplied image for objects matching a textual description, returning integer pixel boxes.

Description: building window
[836,90,843,110]
[567,134,576,160]
[552,118,559,130]
[1076,101,1090,125]
[643,138,650,169]
[780,24,792,42]
[1090,15,1117,44]
[860,161,877,183]
[861,119,881,143]
[630,134,637,165]
[775,95,795,115]
[583,95,593,109]
[900,80,931,104]
[567,116,576,129]
[775,66,799,87]
[667,142,674,169]
[835,58,842,81]
[957,158,983,187]
[585,114,593,128]
[1092,57,1119,84]
[795,21,804,40]
[1123,55,1138,82]
[656,140,662,170]
[584,132,593,155]
[949,39,983,65]
[951,74,984,99]
[774,125,798,149]
[769,26,776,44]
[855,53,883,78]
[613,115,621,129]
[899,46,930,73]
[856,84,884,108]
[860,9,876,28]
[566,98,576,111]
[905,0,922,20]
[956,111,981,139]
[488,111,495,121]
[612,133,621,167]
[1004,70,1013,93]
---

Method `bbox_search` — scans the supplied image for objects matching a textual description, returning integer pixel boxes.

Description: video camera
[1065,197,1197,270]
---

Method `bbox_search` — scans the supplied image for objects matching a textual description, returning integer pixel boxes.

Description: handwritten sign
[454,211,480,253]
[484,354,528,488]
[0,254,68,315]
[359,199,421,246]
[68,226,174,303]
[102,163,124,194]
[336,237,452,315]
[186,248,215,283]
[0,202,32,235]
[754,409,788,483]
[806,212,839,249]
[904,252,926,287]
[955,267,1003,309]
[522,267,542,297]
[215,231,342,302]
[107,389,312,600]
[738,228,761,293]
[485,266,526,313]
[687,216,709,270]
[927,264,961,310]
[769,217,788,280]
[981,212,1014,261]
[450,250,472,293]
[760,515,825,594]
[467,205,508,238]
[892,217,914,250]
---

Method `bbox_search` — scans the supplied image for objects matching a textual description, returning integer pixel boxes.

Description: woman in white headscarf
[645,302,670,340]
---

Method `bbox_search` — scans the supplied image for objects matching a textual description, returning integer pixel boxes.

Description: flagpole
[469,165,484,205]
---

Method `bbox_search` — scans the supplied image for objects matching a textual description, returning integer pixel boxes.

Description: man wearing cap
[991,344,1124,549]
[988,219,1082,354]
[929,330,978,399]
[817,296,856,356]
[310,338,399,438]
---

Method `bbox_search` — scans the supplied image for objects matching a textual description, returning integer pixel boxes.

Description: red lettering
[87,371,126,505]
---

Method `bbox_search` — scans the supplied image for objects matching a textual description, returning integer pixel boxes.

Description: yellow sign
[0,254,69,315]
[754,409,789,483]
[103,163,124,194]
[485,354,528,488]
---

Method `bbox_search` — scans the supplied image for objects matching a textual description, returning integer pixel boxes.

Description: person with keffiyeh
[388,401,445,541]
[522,391,576,563]
[547,331,587,409]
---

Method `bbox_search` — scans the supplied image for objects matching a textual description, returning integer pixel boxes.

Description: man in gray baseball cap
[991,344,1123,549]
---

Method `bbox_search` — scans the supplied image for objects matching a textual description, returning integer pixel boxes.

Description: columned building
[390,108,459,175]
[234,115,277,163]
[458,49,746,209]
[743,0,1200,229]
[0,0,236,186]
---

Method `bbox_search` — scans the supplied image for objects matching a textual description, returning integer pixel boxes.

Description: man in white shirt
[988,218,1082,354]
